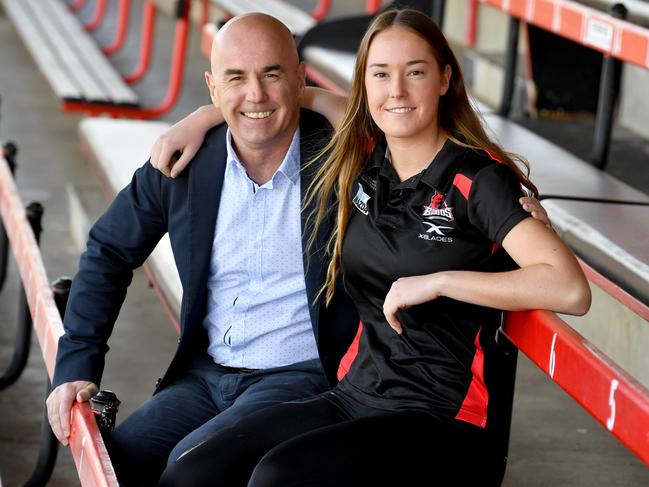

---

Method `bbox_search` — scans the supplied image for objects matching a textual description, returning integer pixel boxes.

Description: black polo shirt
[335,137,529,427]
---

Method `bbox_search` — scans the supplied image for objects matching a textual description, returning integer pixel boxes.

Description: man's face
[206,19,305,155]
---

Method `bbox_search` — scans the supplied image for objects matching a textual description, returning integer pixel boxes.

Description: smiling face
[364,26,451,145]
[205,15,305,161]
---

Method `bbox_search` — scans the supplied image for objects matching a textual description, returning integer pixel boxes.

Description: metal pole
[0,202,43,390]
[0,142,18,292]
[491,328,519,486]
[23,379,59,487]
[591,3,627,170]
[498,16,520,117]
[22,278,71,487]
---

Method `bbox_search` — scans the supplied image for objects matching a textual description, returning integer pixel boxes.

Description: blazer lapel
[184,126,228,325]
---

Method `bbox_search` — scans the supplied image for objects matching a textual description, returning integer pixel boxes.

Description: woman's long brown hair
[306,8,538,305]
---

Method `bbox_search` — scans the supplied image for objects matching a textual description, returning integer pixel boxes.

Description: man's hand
[150,125,199,179]
[46,381,98,445]
[150,105,222,178]
[520,196,552,229]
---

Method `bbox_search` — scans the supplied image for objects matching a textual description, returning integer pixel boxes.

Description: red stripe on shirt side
[337,321,363,381]
[452,173,473,200]
[455,327,489,428]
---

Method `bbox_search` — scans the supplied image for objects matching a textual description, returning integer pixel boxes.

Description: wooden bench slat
[26,0,108,102]
[45,0,139,105]
[3,0,81,100]
[211,0,315,35]
[2,0,139,106]
[481,113,649,204]
[544,200,649,304]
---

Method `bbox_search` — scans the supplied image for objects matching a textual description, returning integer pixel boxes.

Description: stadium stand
[2,0,649,485]
[1,0,138,110]
[1,0,192,118]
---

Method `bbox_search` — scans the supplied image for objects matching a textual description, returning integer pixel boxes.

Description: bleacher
[1,0,648,485]
[0,0,193,118]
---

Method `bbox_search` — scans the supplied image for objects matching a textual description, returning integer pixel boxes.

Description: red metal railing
[103,0,131,56]
[504,306,649,466]
[64,0,191,119]
[478,0,649,68]
[85,0,107,32]
[0,152,118,486]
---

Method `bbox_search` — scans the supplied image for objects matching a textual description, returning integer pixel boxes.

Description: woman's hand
[150,105,223,178]
[383,274,442,334]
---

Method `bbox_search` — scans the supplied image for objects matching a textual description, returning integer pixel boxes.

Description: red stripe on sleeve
[455,327,489,428]
[337,321,364,381]
[452,173,473,200]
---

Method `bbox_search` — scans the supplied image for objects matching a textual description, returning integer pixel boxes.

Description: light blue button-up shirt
[203,128,318,369]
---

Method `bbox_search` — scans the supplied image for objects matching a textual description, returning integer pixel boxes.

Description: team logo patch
[353,183,370,215]
[422,191,454,221]
[419,191,454,242]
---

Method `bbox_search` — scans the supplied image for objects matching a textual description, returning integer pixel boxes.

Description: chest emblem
[422,191,454,222]
[419,191,454,242]
[353,183,370,215]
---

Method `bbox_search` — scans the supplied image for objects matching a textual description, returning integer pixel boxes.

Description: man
[47,14,358,486]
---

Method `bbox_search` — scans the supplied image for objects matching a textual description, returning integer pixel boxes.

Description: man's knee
[109,401,198,486]
[110,423,170,486]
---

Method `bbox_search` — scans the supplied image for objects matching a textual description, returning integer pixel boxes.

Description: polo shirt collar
[225,127,301,185]
[369,135,465,191]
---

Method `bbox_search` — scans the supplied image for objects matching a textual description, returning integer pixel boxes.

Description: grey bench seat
[544,200,649,303]
[481,114,649,204]
[481,114,649,304]
[210,0,315,36]
[2,0,139,106]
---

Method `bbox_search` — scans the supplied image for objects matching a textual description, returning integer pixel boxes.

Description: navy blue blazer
[52,109,359,390]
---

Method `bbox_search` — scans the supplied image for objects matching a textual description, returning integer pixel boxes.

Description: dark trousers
[108,354,329,486]
[158,390,493,487]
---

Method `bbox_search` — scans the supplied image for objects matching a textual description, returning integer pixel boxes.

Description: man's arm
[150,87,348,177]
[48,162,168,444]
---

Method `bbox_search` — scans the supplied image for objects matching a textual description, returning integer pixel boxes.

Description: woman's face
[364,26,451,143]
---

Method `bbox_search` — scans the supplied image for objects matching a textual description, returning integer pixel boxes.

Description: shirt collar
[225,127,301,186]
[367,135,462,191]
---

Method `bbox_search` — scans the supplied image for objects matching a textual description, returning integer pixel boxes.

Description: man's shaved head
[204,13,306,172]
[211,13,299,73]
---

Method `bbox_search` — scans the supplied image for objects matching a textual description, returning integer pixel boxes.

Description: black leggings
[158,392,491,487]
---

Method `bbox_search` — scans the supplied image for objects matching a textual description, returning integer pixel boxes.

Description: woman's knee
[248,447,301,487]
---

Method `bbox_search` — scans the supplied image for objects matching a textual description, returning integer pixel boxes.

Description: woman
[157,9,590,486]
